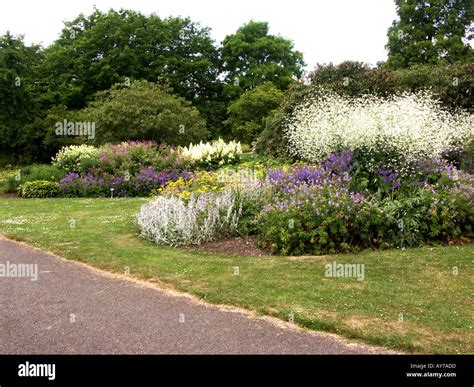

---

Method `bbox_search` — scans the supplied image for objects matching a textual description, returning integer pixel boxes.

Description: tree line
[0,1,472,164]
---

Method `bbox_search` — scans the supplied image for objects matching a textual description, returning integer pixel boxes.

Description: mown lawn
[0,198,472,354]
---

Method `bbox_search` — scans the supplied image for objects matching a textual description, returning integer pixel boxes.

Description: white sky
[0,0,397,70]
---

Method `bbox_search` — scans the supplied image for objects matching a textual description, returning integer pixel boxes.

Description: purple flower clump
[133,168,192,194]
[323,148,353,174]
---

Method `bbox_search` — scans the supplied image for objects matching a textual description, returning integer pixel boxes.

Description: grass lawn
[0,198,472,354]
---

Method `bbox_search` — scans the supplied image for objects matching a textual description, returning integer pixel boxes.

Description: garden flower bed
[136,92,473,255]
[139,152,473,255]
[8,139,243,199]
[5,92,474,257]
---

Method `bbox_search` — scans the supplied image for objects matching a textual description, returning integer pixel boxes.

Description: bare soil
[188,236,269,257]
[0,193,19,198]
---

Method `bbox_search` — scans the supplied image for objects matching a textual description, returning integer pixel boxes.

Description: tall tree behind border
[0,32,42,162]
[385,0,474,68]
[35,8,223,136]
[221,20,305,100]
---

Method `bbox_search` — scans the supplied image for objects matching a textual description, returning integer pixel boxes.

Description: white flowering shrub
[286,89,474,173]
[180,138,242,168]
[136,189,242,246]
[52,145,99,174]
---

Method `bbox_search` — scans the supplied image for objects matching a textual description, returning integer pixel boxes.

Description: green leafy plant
[226,82,284,143]
[19,180,60,198]
[3,164,65,193]
[81,80,208,146]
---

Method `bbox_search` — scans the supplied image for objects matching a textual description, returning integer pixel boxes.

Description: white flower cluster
[136,189,242,246]
[286,89,474,165]
[52,144,99,173]
[180,138,242,166]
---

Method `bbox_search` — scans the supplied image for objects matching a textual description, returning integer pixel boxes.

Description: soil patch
[0,193,19,198]
[188,236,268,257]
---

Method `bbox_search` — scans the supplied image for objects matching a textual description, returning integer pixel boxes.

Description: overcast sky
[0,0,398,71]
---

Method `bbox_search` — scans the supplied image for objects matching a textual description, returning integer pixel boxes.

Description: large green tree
[221,21,305,99]
[385,0,474,68]
[36,8,223,133]
[0,32,42,162]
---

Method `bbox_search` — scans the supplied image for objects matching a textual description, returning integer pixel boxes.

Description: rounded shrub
[81,80,209,146]
[19,180,60,198]
[52,145,99,174]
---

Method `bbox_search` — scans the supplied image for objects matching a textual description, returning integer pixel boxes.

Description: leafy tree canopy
[385,0,474,68]
[36,8,222,116]
[0,32,42,159]
[221,21,305,99]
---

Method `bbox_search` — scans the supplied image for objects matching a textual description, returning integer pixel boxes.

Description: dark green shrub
[382,185,474,247]
[460,136,474,174]
[226,82,284,144]
[4,164,65,193]
[394,62,474,111]
[256,81,309,158]
[81,80,209,146]
[309,61,398,97]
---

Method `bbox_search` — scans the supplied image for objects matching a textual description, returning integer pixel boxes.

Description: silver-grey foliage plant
[136,189,242,246]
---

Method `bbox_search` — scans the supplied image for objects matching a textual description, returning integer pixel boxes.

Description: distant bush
[80,80,209,146]
[3,164,65,193]
[460,136,474,173]
[19,106,86,165]
[256,81,308,158]
[309,61,474,111]
[19,180,59,198]
[309,61,398,97]
[226,82,284,144]
[394,62,474,111]
[20,164,65,182]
